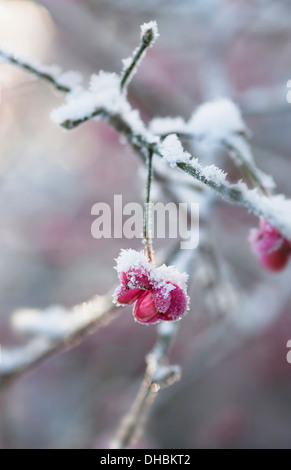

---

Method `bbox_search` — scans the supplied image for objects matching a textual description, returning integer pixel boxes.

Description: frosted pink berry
[249,220,291,272]
[114,249,189,325]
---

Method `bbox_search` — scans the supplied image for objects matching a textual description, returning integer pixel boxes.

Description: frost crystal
[115,249,151,276]
[115,249,188,292]
[160,134,191,168]
[140,20,160,45]
[155,264,188,291]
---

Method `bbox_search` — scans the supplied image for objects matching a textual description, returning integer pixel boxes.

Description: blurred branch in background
[111,321,181,450]
[0,291,117,390]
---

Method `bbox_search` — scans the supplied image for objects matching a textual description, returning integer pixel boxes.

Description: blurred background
[0,0,291,449]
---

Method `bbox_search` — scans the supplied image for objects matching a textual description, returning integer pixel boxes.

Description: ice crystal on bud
[140,21,160,45]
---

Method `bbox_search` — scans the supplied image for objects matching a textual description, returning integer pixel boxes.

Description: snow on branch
[188,98,248,140]
[151,99,275,195]
[51,89,290,240]
[1,21,290,448]
[0,245,188,392]
[50,71,156,146]
[0,292,117,389]
[150,99,247,139]
[120,20,159,92]
[160,134,191,168]
[0,49,82,92]
[177,157,291,240]
[1,27,288,244]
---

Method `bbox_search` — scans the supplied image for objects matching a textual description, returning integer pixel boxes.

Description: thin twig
[160,131,270,196]
[0,50,72,93]
[111,322,180,449]
[221,138,270,197]
[120,25,156,92]
[144,150,154,262]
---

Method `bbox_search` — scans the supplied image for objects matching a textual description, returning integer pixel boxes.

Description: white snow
[140,20,160,44]
[115,249,151,275]
[119,21,159,92]
[199,162,229,186]
[0,48,82,90]
[150,116,187,135]
[12,306,69,338]
[51,71,121,124]
[89,71,120,94]
[150,101,274,194]
[115,249,188,293]
[160,134,191,168]
[155,264,188,291]
[188,98,247,140]
[245,191,291,240]
[121,57,132,71]
[121,45,144,82]
[184,149,291,240]
[51,70,157,141]
[186,155,291,240]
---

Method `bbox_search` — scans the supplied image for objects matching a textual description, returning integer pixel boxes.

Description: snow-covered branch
[2,26,290,243]
[57,99,291,240]
[50,86,291,241]
[0,292,117,390]
[120,21,159,92]
[0,240,191,393]
[0,49,82,92]
[1,17,290,449]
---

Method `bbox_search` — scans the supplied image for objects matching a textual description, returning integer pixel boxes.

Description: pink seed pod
[249,220,291,272]
[114,249,189,325]
[257,249,290,272]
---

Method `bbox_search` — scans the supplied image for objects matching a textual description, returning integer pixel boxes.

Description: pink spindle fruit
[114,249,189,325]
[249,220,291,272]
